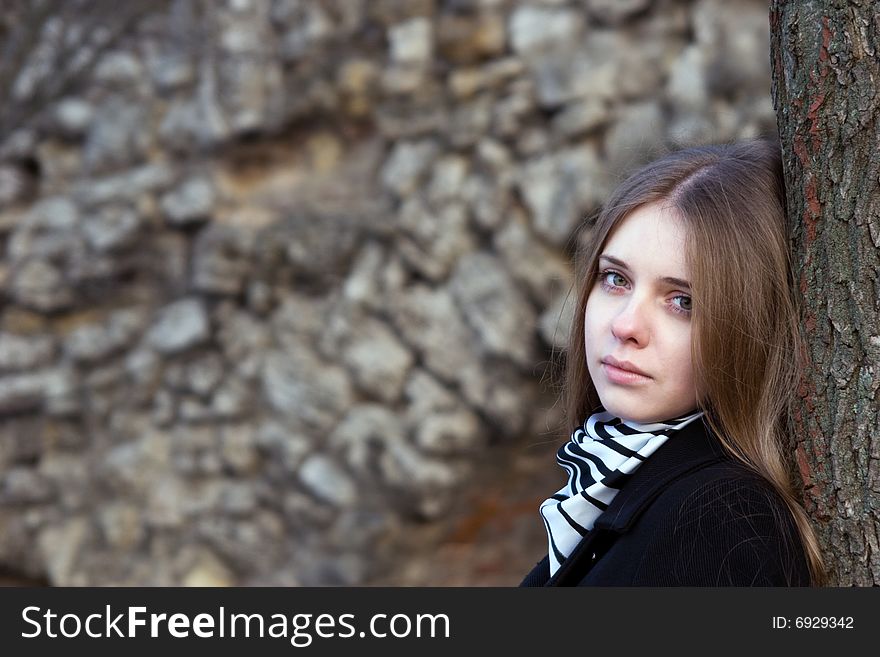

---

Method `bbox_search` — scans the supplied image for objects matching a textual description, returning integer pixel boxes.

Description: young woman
[520,138,826,586]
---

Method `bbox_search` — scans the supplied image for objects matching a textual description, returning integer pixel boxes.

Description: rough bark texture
[770,0,880,585]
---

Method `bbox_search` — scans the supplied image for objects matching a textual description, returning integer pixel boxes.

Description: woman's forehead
[602,203,690,279]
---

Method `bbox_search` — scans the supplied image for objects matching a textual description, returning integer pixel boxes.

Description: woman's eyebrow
[598,254,691,290]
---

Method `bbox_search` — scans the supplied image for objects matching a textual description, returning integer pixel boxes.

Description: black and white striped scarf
[539,407,705,576]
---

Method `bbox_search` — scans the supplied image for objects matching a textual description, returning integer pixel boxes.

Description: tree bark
[770,0,880,585]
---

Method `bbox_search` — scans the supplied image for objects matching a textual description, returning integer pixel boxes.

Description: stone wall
[0,0,777,585]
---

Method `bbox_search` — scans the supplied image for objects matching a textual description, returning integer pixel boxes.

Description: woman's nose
[610,296,650,345]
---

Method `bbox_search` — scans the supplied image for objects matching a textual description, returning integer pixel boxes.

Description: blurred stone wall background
[0,0,777,585]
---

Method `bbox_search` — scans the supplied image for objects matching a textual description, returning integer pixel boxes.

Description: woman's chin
[597,391,661,424]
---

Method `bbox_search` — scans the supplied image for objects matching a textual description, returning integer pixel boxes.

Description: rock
[219,423,259,474]
[218,481,258,515]
[341,242,396,311]
[585,0,653,25]
[83,96,150,172]
[100,437,153,494]
[184,352,225,397]
[94,51,144,84]
[437,12,506,64]
[493,207,572,307]
[98,503,144,550]
[491,78,535,137]
[37,517,90,586]
[426,154,469,203]
[73,163,175,205]
[0,127,37,160]
[255,420,312,473]
[298,453,357,507]
[457,359,532,435]
[0,467,54,504]
[151,388,176,427]
[340,315,414,403]
[191,224,255,295]
[159,51,232,149]
[552,98,612,138]
[475,137,513,171]
[694,0,771,94]
[514,126,550,156]
[159,94,231,152]
[667,111,718,149]
[448,57,524,98]
[218,54,285,134]
[397,198,475,281]
[329,508,401,552]
[666,45,709,112]
[6,198,95,309]
[461,173,511,231]
[192,510,285,576]
[216,306,271,373]
[376,98,451,139]
[9,259,75,312]
[449,251,537,367]
[160,177,216,226]
[210,377,252,419]
[295,549,368,586]
[509,6,584,55]
[329,404,460,518]
[516,145,607,246]
[389,284,478,385]
[53,98,95,138]
[148,51,196,91]
[0,332,55,372]
[81,205,143,253]
[448,93,493,148]
[380,139,440,197]
[124,346,162,394]
[604,101,667,177]
[261,349,353,431]
[337,58,380,117]
[64,308,145,364]
[43,366,79,416]
[0,164,35,207]
[412,409,485,455]
[8,197,79,260]
[270,292,333,347]
[388,17,434,65]
[178,395,214,423]
[613,34,669,101]
[218,13,266,54]
[84,362,126,392]
[404,368,460,417]
[146,474,192,527]
[146,298,211,355]
[275,1,335,61]
[273,214,360,290]
[182,551,236,587]
[530,35,623,108]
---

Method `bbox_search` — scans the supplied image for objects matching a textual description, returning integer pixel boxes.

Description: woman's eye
[602,271,627,288]
[672,295,692,313]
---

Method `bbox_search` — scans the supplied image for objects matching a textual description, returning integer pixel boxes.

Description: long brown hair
[558,137,826,585]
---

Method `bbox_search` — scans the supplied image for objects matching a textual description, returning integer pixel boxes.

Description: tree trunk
[770,0,880,586]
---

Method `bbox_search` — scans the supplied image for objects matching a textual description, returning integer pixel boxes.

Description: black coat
[520,417,812,586]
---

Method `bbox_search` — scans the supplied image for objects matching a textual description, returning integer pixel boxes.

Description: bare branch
[0,0,171,145]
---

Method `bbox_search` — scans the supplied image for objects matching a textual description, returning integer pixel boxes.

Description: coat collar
[589,415,729,533]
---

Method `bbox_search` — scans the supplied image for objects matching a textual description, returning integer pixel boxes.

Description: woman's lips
[601,362,652,385]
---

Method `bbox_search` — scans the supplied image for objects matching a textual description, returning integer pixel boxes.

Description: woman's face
[584,201,698,424]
